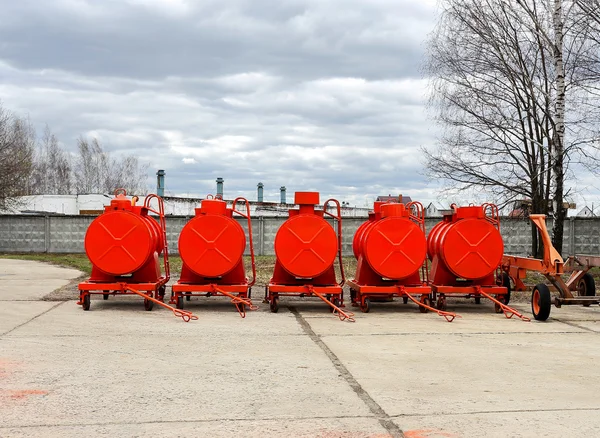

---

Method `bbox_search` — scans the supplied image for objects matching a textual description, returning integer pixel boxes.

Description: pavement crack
[0,301,65,338]
[0,414,376,429]
[554,319,598,333]
[289,306,404,438]
[391,407,600,418]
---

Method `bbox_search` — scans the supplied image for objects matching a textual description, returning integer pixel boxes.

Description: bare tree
[31,126,72,195]
[0,103,36,211]
[74,137,148,195]
[425,0,600,256]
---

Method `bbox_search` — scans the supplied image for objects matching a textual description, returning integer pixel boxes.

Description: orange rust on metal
[171,196,257,316]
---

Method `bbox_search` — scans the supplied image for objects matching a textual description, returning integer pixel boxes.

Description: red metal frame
[347,202,457,321]
[170,196,257,317]
[266,197,353,320]
[77,191,170,310]
[502,214,600,320]
[428,203,526,319]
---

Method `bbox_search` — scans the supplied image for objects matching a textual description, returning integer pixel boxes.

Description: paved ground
[1,259,600,437]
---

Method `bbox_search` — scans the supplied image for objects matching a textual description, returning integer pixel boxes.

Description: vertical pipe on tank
[257,182,264,203]
[156,169,165,197]
[216,177,224,198]
[280,186,286,204]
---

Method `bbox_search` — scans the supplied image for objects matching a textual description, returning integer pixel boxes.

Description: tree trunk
[551,0,566,255]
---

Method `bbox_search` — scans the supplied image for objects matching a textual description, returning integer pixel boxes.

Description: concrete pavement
[1,259,600,437]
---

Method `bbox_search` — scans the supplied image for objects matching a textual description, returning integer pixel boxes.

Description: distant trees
[74,137,148,195]
[0,102,149,210]
[424,0,600,256]
[30,126,72,195]
[0,104,35,210]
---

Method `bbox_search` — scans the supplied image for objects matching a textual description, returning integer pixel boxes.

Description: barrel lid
[441,218,503,279]
[85,210,153,275]
[364,217,426,279]
[179,215,245,277]
[275,214,337,278]
[294,192,320,205]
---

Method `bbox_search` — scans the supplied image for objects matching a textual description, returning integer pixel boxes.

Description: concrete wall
[0,215,598,257]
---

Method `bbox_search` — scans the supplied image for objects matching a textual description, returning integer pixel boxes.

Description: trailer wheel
[403,296,409,304]
[176,296,184,310]
[474,296,481,304]
[144,297,154,311]
[436,296,447,311]
[330,296,341,312]
[158,286,166,299]
[270,297,279,313]
[360,298,370,313]
[494,296,504,314]
[103,290,109,300]
[577,273,596,307]
[186,292,191,302]
[531,283,551,321]
[500,272,512,305]
[419,295,430,313]
[82,293,90,311]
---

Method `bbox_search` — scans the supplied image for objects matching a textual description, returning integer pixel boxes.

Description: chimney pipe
[216,177,224,198]
[156,169,165,197]
[257,182,264,203]
[280,186,286,204]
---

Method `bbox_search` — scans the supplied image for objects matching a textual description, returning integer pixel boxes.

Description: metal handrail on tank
[232,197,257,287]
[323,198,345,286]
[482,203,500,230]
[143,193,170,284]
[407,201,430,284]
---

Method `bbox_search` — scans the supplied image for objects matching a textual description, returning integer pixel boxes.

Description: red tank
[347,201,431,313]
[427,204,510,312]
[428,206,504,281]
[78,189,170,312]
[267,192,346,315]
[171,196,256,316]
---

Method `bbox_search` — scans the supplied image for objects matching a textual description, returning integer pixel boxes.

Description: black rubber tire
[82,293,90,311]
[531,283,551,321]
[330,297,340,312]
[176,296,184,310]
[419,296,430,313]
[158,286,166,299]
[270,297,279,313]
[578,273,596,297]
[403,296,409,304]
[360,298,370,313]
[501,272,512,305]
[436,296,447,311]
[474,296,481,305]
[103,290,109,300]
[144,298,154,311]
[186,292,191,302]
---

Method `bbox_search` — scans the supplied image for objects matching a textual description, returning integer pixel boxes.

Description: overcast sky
[1,0,455,206]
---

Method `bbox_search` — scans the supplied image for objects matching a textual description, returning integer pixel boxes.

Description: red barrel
[85,195,164,276]
[355,203,426,279]
[274,192,337,279]
[427,206,504,280]
[178,198,246,278]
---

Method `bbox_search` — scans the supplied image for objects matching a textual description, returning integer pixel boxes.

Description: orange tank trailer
[266,191,348,316]
[347,201,431,313]
[427,204,510,312]
[77,189,170,311]
[170,196,256,317]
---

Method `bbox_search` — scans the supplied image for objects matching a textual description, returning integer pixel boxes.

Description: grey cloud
[0,0,446,208]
